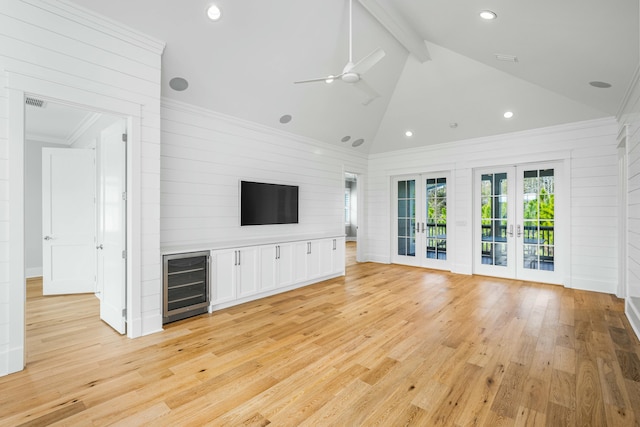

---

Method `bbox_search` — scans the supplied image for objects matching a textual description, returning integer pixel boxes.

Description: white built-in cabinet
[211,247,259,304]
[210,236,345,309]
[259,242,295,292]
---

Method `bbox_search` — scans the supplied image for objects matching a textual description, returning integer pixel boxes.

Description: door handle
[96,244,104,250]
[508,225,514,237]
[44,235,53,240]
[517,225,522,238]
[421,223,425,233]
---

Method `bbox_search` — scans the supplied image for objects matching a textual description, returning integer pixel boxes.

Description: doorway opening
[345,172,360,266]
[24,97,128,363]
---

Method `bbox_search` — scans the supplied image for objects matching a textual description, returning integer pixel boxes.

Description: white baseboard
[26,267,43,278]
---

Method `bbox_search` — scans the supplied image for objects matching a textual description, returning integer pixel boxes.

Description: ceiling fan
[294,0,386,105]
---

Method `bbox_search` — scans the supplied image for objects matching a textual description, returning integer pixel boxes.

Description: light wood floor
[3,244,640,426]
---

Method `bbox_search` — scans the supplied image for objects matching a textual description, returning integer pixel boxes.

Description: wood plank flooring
[2,243,639,426]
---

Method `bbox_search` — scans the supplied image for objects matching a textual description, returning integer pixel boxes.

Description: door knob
[43,236,52,240]
[96,244,104,250]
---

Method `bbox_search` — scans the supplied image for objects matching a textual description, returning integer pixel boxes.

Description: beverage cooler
[163,251,210,324]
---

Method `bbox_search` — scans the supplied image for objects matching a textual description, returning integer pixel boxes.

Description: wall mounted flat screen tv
[240,181,299,226]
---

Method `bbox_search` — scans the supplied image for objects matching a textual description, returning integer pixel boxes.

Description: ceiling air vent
[25,97,47,108]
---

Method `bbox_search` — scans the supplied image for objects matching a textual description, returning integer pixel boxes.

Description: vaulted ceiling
[71,0,638,154]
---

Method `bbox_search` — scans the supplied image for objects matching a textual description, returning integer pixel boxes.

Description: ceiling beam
[358,0,431,63]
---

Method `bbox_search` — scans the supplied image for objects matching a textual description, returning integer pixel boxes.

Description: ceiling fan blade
[294,77,332,84]
[294,72,344,84]
[350,48,386,75]
[353,79,381,105]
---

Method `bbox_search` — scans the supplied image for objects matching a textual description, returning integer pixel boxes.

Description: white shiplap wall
[619,65,640,338]
[0,0,164,375]
[367,117,619,294]
[160,99,368,249]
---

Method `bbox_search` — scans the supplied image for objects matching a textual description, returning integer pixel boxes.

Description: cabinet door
[276,243,295,288]
[293,241,309,282]
[307,241,322,279]
[314,238,332,277]
[259,245,277,292]
[211,249,237,304]
[332,237,346,274]
[237,247,259,298]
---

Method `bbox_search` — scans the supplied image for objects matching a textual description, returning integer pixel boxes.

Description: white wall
[160,99,368,250]
[0,0,164,376]
[367,117,619,294]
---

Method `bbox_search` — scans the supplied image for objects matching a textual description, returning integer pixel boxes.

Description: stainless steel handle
[307,242,311,254]
[96,244,103,250]
[508,225,514,237]
[237,250,241,265]
[333,239,336,250]
[421,222,425,233]
[234,250,238,266]
[44,235,52,241]
[517,225,522,238]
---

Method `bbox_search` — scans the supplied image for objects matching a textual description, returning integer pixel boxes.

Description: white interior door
[96,120,127,334]
[474,163,562,284]
[42,148,96,294]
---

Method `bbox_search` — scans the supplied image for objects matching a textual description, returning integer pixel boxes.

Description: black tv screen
[240,181,299,226]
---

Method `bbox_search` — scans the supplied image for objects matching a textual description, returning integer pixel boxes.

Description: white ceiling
[25,99,119,147]
[70,0,638,154]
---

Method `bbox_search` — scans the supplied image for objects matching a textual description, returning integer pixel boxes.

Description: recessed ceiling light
[480,10,497,20]
[503,111,514,119]
[169,77,189,91]
[589,81,612,89]
[207,4,222,21]
[449,122,458,129]
[325,75,335,84]
[279,114,292,124]
[405,130,413,137]
[352,138,364,147]
[341,135,351,142]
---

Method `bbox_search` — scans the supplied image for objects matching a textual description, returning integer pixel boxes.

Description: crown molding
[368,116,618,160]
[20,0,166,55]
[617,63,640,121]
[161,97,369,161]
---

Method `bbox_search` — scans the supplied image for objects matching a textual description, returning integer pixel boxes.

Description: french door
[474,163,562,284]
[393,173,451,270]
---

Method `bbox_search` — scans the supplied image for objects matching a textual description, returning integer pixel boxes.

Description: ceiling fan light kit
[294,0,385,105]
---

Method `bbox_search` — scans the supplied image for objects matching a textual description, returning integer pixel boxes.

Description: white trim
[20,0,166,55]
[4,74,145,373]
[617,126,628,299]
[368,117,615,160]
[162,98,369,161]
[617,64,640,120]
[7,87,26,375]
[26,267,43,278]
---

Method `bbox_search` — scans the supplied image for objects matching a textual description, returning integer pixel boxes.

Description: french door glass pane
[426,177,447,260]
[481,173,508,266]
[398,180,416,257]
[522,169,554,271]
